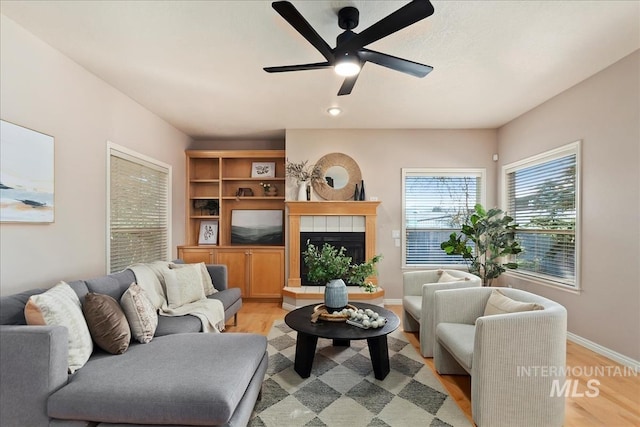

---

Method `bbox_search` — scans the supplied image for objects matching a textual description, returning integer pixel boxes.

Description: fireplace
[285,201,380,287]
[300,232,365,285]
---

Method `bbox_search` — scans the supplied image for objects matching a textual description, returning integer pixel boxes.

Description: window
[402,169,486,267]
[107,142,171,273]
[502,141,580,288]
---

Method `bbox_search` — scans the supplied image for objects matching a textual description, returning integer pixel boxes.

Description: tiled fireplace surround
[282,201,384,310]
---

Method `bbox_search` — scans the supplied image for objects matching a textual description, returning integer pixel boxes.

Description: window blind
[505,145,579,287]
[403,170,484,266]
[109,150,169,273]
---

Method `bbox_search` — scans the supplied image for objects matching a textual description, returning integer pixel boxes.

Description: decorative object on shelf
[0,120,55,223]
[297,182,308,201]
[231,209,284,245]
[313,153,362,201]
[440,203,522,286]
[345,307,387,329]
[302,241,382,310]
[198,220,218,245]
[354,183,359,201]
[260,182,277,197]
[306,184,312,201]
[193,199,219,216]
[311,303,358,323]
[235,187,254,197]
[359,180,365,201]
[251,162,275,178]
[286,159,322,201]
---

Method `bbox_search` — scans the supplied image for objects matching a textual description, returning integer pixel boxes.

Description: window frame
[106,141,172,273]
[501,140,581,291]
[401,168,486,269]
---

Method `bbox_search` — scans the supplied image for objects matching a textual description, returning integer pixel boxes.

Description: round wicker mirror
[313,153,362,201]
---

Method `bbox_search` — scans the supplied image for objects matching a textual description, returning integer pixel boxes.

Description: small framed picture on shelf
[198,220,218,245]
[251,162,275,178]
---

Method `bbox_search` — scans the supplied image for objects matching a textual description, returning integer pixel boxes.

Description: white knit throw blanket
[128,261,225,333]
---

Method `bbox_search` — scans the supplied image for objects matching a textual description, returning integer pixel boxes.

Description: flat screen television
[231,209,284,245]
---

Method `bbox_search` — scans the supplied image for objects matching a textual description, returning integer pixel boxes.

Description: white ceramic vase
[297,181,308,201]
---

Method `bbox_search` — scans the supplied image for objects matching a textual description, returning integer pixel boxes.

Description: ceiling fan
[264,0,434,96]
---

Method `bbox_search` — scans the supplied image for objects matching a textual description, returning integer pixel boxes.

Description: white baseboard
[567,332,640,372]
[383,298,402,305]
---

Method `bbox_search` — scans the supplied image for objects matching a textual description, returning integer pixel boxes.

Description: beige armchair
[434,287,567,427]
[402,269,481,357]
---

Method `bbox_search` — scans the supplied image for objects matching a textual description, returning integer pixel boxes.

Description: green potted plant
[440,203,522,286]
[303,241,382,310]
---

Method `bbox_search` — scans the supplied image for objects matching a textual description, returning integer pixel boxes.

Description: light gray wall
[286,128,498,301]
[0,16,191,295]
[497,50,640,361]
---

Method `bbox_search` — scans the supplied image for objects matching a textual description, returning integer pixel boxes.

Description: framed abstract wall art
[0,120,54,223]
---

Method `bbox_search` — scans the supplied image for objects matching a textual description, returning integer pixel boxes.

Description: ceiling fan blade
[264,62,333,73]
[359,48,433,78]
[338,0,434,53]
[337,73,360,96]
[272,1,335,62]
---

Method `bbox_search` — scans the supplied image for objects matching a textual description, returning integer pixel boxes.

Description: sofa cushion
[402,295,422,322]
[155,314,202,337]
[120,283,158,344]
[484,289,544,317]
[48,333,268,426]
[436,322,475,372]
[83,293,131,354]
[85,270,136,302]
[208,287,241,311]
[171,262,217,295]
[163,265,206,308]
[24,281,93,373]
[437,270,466,283]
[0,288,45,325]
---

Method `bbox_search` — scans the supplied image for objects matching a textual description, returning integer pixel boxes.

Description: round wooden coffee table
[284,302,400,380]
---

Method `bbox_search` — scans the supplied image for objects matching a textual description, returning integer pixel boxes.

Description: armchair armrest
[420,280,482,357]
[206,264,228,292]
[472,308,567,427]
[0,325,69,427]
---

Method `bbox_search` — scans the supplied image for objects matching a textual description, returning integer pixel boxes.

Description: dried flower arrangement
[285,160,323,183]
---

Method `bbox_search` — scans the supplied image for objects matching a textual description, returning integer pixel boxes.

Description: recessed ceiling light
[327,107,342,116]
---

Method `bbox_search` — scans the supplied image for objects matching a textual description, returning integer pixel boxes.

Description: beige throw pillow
[171,262,217,295]
[437,270,465,283]
[484,289,544,316]
[83,293,131,354]
[164,264,206,308]
[120,283,158,343]
[25,281,94,373]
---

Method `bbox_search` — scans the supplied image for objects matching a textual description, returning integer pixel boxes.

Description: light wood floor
[227,302,640,427]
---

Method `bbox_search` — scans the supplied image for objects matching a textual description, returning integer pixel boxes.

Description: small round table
[284,302,400,380]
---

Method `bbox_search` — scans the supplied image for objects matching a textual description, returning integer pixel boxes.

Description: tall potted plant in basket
[440,203,522,286]
[303,241,382,311]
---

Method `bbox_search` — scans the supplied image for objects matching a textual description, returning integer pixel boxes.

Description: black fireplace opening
[300,232,366,286]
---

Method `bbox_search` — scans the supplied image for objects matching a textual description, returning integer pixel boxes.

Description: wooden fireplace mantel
[286,201,381,287]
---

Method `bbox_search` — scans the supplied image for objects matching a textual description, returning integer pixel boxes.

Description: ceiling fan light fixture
[334,54,360,77]
[327,107,342,116]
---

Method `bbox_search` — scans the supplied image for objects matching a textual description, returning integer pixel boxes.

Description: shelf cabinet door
[248,248,284,298]
[178,247,214,264]
[216,249,249,297]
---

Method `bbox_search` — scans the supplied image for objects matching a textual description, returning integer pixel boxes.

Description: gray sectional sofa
[0,264,268,427]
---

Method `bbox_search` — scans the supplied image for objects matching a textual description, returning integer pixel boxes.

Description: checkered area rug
[249,320,472,427]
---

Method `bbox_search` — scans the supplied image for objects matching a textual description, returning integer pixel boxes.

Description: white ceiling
[1,1,638,140]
